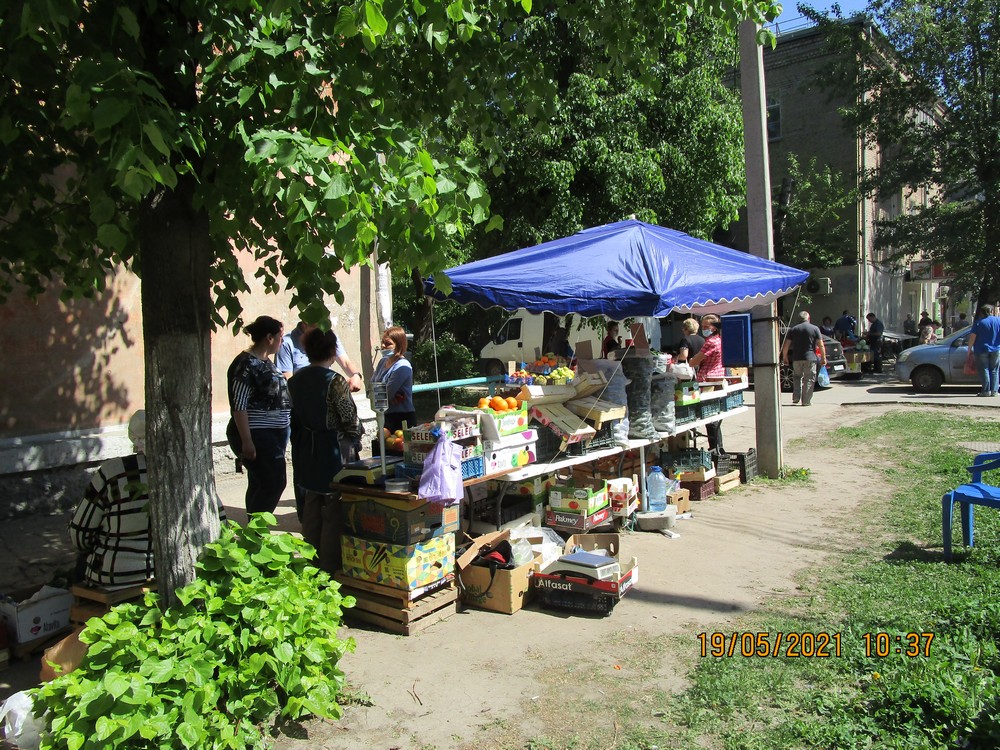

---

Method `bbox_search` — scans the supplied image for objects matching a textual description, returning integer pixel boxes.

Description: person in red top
[690,314,726,453]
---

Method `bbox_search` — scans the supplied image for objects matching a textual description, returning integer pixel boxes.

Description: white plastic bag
[0,690,43,750]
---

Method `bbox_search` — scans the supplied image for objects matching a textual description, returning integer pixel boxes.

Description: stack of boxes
[545,478,613,533]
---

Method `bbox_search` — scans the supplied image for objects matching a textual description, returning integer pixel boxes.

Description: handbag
[816,365,831,388]
[417,431,464,504]
[225,417,242,454]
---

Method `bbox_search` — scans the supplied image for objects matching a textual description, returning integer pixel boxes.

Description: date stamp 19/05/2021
[697,632,936,659]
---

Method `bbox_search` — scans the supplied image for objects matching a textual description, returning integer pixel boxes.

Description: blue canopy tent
[425,219,808,317]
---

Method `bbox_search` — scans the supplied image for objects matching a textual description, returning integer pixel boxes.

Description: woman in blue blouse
[227,315,291,514]
[373,326,416,432]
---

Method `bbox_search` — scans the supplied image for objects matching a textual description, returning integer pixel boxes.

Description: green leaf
[97,224,127,251]
[275,642,295,663]
[485,214,504,233]
[237,86,255,106]
[143,123,171,157]
[325,173,352,200]
[334,5,359,36]
[92,98,131,130]
[365,1,389,37]
[117,7,140,39]
[520,0,532,12]
[177,721,200,749]
[417,149,435,175]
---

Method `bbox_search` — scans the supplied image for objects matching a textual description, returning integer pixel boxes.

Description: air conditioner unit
[805,277,833,295]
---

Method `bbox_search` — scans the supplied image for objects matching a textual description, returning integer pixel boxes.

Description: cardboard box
[1,586,74,644]
[484,430,539,474]
[675,465,716,483]
[342,490,460,545]
[457,530,541,614]
[455,405,529,440]
[669,488,691,513]
[495,474,556,501]
[548,480,608,513]
[534,533,638,611]
[341,533,455,590]
[545,504,613,531]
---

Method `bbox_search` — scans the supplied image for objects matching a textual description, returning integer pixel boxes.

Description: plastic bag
[671,362,695,381]
[39,626,88,683]
[0,690,43,750]
[816,365,831,388]
[418,432,464,504]
[964,357,977,376]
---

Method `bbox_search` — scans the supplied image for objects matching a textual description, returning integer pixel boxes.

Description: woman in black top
[676,318,704,363]
[228,315,291,514]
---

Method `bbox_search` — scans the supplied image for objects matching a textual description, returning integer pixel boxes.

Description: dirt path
[274,404,902,750]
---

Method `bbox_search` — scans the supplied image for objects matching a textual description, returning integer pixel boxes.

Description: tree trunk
[410,268,434,345]
[140,178,221,609]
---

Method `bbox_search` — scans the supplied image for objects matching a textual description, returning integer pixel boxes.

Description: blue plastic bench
[942,452,1000,562]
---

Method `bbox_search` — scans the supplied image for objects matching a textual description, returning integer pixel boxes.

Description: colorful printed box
[340,533,455,591]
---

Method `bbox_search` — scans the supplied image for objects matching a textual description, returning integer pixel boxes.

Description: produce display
[382,427,405,453]
[506,355,575,385]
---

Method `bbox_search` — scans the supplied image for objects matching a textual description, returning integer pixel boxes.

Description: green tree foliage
[806,0,1000,303]
[0,0,780,601]
[774,153,859,269]
[474,17,749,256]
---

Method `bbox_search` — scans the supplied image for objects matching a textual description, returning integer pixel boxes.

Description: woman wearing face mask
[688,314,726,453]
[373,326,416,433]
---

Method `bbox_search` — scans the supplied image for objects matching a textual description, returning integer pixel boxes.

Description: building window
[766,95,781,140]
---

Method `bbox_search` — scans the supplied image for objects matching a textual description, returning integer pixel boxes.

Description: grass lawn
[521,411,1000,750]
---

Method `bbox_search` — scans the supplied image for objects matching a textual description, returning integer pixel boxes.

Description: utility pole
[739,20,783,478]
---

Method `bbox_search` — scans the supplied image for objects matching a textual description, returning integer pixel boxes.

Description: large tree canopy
[807,0,1000,303]
[0,0,780,603]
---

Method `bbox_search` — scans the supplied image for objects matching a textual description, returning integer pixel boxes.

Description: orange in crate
[505,396,519,410]
[490,396,508,411]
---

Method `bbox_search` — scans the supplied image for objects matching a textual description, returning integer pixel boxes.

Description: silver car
[894,326,977,392]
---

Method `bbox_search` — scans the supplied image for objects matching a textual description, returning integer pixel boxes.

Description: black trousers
[706,421,724,454]
[301,490,344,575]
[243,427,289,514]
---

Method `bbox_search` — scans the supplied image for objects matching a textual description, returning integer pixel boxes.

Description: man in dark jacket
[781,311,827,406]
[865,312,886,373]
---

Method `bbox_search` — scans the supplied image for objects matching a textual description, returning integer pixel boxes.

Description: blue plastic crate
[675,403,698,425]
[723,391,745,410]
[462,454,485,479]
[698,400,722,420]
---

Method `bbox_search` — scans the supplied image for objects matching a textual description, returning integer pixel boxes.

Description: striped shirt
[227,351,291,429]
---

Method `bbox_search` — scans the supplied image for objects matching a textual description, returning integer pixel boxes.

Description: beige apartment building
[728,18,954,332]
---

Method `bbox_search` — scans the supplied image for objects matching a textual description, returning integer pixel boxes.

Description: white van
[478,309,661,375]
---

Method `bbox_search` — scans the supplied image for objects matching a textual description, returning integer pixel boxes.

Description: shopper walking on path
[781,311,827,406]
[227,315,291,515]
[865,313,885,373]
[966,305,1000,396]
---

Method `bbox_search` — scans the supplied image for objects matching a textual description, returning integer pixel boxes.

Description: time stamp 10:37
[697,632,935,659]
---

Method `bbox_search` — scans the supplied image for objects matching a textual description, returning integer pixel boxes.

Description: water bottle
[646,466,668,512]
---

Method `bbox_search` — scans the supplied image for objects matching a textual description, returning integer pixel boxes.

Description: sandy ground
[270,398,883,750]
[3,375,998,749]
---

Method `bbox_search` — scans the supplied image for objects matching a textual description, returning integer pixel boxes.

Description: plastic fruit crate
[697,400,722,420]
[681,478,716,501]
[667,448,713,473]
[723,391,745,410]
[675,403,698,425]
[405,421,480,443]
[714,449,758,483]
[533,422,567,463]
[462,454,485,480]
[405,441,483,465]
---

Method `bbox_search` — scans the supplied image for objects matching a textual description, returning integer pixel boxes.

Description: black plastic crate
[533,422,567,462]
[697,400,722,420]
[675,403,698,425]
[714,448,758,483]
[535,587,617,615]
[667,448,713,473]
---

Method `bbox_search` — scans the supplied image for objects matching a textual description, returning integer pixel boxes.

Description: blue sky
[770,0,871,33]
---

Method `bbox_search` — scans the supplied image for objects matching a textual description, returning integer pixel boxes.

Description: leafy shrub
[410,332,476,383]
[32,514,355,749]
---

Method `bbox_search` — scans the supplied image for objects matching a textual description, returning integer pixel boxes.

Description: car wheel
[910,365,944,393]
[779,364,793,393]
